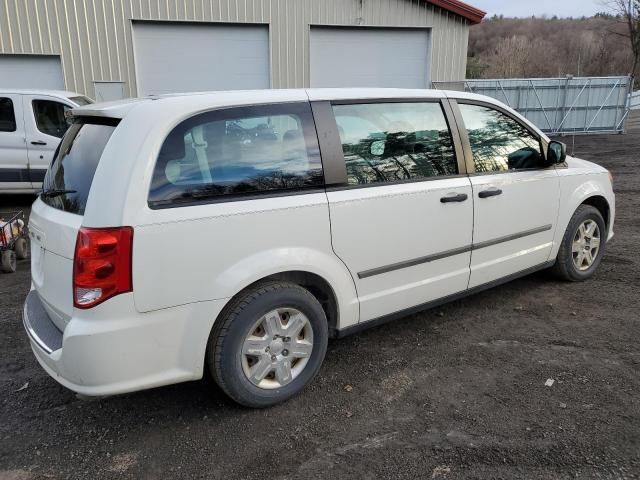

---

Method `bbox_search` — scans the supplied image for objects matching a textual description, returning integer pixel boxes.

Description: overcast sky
[471,0,607,18]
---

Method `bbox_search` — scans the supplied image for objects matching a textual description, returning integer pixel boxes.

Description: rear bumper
[23,289,228,396]
[23,290,63,354]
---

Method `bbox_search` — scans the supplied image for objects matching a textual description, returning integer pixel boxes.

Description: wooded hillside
[467,15,635,81]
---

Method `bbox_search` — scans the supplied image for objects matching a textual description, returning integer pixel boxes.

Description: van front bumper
[23,289,227,396]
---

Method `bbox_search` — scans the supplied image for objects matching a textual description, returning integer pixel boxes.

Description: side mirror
[547,141,567,164]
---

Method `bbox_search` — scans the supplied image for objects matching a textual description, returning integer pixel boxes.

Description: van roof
[70,88,516,126]
[71,88,493,120]
[0,88,85,98]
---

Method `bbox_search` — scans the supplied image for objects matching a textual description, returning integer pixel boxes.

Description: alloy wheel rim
[572,220,601,271]
[241,308,314,389]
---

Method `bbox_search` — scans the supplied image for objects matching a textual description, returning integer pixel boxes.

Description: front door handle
[440,193,469,203]
[478,188,503,199]
[31,140,47,146]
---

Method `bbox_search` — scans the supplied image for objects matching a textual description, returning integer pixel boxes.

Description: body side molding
[356,224,553,280]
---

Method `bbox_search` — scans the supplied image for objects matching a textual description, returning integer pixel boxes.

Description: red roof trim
[427,0,486,24]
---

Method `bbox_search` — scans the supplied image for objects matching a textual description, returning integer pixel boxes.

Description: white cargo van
[0,90,92,194]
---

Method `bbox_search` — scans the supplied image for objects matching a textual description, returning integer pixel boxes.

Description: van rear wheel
[207,281,328,408]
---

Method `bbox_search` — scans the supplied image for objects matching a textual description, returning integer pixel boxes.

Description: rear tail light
[73,227,133,309]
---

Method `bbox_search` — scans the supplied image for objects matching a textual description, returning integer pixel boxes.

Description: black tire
[207,281,328,408]
[552,205,606,282]
[14,237,28,260]
[1,250,16,273]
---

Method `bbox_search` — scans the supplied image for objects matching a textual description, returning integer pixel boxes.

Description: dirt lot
[1,114,639,480]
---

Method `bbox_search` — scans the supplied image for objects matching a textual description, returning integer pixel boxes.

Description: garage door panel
[0,55,64,90]
[133,22,269,96]
[310,28,431,89]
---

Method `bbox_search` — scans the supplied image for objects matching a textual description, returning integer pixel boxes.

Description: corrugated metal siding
[0,0,470,97]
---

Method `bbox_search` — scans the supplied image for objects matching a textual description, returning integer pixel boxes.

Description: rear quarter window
[41,118,119,215]
[148,102,323,207]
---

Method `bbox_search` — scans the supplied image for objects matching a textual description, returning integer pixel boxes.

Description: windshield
[41,118,119,215]
[68,95,93,106]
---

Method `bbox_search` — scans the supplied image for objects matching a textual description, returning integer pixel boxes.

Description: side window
[32,100,70,138]
[0,98,17,132]
[458,104,544,172]
[149,103,323,206]
[332,102,458,186]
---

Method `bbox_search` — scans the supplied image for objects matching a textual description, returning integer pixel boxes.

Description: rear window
[41,118,119,215]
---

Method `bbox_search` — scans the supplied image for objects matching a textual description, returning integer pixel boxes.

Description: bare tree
[607,0,640,85]
[468,15,635,81]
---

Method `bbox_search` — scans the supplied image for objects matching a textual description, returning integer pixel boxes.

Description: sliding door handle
[478,188,503,199]
[440,193,468,203]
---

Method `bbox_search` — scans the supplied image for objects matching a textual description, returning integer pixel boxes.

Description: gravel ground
[1,114,639,480]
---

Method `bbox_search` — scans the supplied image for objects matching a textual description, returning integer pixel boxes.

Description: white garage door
[310,28,431,89]
[0,55,64,89]
[133,22,270,96]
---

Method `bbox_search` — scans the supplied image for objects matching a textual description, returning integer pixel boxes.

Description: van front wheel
[207,281,328,408]
[552,205,607,281]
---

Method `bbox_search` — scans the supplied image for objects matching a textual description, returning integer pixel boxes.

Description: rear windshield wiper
[40,188,77,198]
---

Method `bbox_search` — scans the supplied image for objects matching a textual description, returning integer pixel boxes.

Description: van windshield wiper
[40,188,77,198]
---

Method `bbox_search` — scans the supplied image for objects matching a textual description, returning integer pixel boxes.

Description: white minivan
[0,89,92,194]
[23,89,615,407]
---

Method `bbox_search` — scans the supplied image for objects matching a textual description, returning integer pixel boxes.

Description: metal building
[0,0,484,100]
